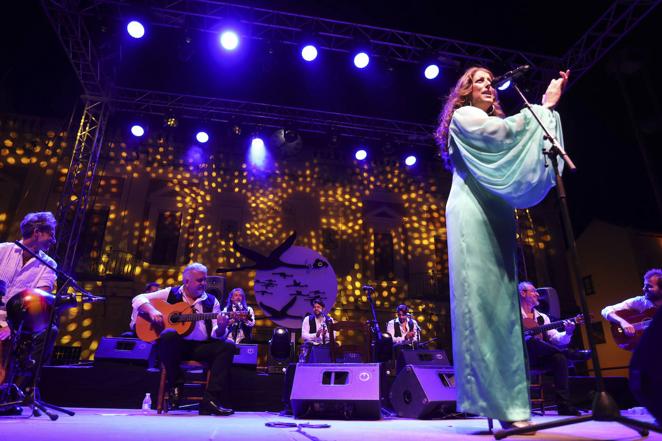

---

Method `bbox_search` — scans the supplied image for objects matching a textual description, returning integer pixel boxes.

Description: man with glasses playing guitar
[601,268,662,351]
[519,281,586,416]
[132,262,235,416]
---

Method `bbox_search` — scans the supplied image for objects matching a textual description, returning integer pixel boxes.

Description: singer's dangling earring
[487,104,495,115]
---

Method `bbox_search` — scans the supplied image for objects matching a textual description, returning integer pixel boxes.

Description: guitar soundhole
[170,314,181,323]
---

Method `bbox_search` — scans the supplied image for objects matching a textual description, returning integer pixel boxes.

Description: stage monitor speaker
[94,337,156,368]
[290,363,381,420]
[396,349,450,373]
[629,306,662,422]
[389,365,456,419]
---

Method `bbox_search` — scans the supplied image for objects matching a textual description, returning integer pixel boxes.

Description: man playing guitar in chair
[132,263,235,416]
[601,268,662,351]
[519,281,583,416]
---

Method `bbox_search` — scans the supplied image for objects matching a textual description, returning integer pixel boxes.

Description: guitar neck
[173,312,218,323]
[525,318,574,336]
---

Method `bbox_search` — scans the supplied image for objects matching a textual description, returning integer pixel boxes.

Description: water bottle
[141,393,152,414]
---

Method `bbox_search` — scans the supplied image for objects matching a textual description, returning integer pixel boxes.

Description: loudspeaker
[389,365,456,419]
[629,306,662,422]
[290,363,381,420]
[94,337,156,367]
[396,349,450,373]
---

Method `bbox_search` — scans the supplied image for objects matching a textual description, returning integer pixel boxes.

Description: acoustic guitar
[135,300,248,343]
[609,307,658,351]
[523,314,584,339]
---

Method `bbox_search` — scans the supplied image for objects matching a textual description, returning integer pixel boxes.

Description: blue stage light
[196,131,209,143]
[301,45,318,62]
[355,149,367,161]
[127,21,145,39]
[405,155,417,166]
[249,137,266,167]
[220,30,239,50]
[424,64,440,80]
[130,124,145,137]
[353,52,370,69]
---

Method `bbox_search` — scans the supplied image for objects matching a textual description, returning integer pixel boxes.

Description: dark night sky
[1,1,661,234]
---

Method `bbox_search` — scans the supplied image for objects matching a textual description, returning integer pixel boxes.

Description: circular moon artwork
[254,246,337,329]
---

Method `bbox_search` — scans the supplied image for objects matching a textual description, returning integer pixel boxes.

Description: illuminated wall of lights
[0,116,555,361]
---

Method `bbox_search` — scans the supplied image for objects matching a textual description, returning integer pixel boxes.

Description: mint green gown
[446,104,563,421]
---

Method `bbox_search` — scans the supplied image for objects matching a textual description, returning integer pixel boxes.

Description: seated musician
[222,288,255,344]
[131,263,235,416]
[519,281,581,416]
[386,304,420,347]
[601,268,662,339]
[299,298,335,362]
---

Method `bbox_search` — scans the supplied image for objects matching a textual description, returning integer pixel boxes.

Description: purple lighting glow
[405,155,417,166]
[353,52,370,69]
[301,45,318,62]
[196,131,209,143]
[130,124,145,137]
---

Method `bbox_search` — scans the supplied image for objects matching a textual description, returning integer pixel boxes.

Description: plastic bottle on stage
[141,393,152,414]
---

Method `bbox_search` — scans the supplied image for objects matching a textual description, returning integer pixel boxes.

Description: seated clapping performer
[519,281,581,416]
[386,304,420,347]
[299,298,335,362]
[222,288,255,344]
[131,263,235,416]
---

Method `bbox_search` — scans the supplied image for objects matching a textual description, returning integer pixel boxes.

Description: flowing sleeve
[449,105,564,208]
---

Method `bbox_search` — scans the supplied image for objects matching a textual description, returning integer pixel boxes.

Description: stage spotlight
[405,155,417,166]
[424,64,440,80]
[195,131,209,143]
[301,44,318,62]
[220,30,239,50]
[353,52,370,69]
[249,136,266,167]
[130,124,145,137]
[497,80,511,91]
[355,149,367,161]
[127,21,145,39]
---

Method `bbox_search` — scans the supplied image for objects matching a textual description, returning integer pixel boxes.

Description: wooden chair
[328,321,372,363]
[156,360,211,414]
[529,369,546,415]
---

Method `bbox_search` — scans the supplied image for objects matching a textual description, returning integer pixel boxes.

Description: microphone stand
[362,286,382,362]
[1,241,103,420]
[496,82,660,438]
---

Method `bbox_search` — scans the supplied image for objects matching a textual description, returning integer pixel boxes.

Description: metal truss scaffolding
[41,0,661,271]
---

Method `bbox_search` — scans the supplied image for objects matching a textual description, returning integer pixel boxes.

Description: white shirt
[521,308,572,347]
[386,317,420,345]
[601,295,655,321]
[131,287,227,341]
[301,313,336,344]
[0,241,57,327]
[222,304,256,344]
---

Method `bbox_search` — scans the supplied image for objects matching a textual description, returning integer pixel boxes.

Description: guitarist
[131,263,235,416]
[519,282,581,416]
[601,268,662,340]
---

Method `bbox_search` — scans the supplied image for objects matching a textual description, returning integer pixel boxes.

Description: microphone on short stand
[491,65,531,88]
[362,285,375,292]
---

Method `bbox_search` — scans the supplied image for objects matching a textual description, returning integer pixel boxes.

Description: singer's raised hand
[542,70,570,109]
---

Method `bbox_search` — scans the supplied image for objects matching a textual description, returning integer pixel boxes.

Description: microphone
[491,65,530,88]
[362,285,375,292]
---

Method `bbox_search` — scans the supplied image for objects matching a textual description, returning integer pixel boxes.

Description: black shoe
[168,385,183,409]
[199,400,234,416]
[565,349,592,362]
[557,404,581,416]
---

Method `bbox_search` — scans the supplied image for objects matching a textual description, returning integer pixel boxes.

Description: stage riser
[39,364,283,411]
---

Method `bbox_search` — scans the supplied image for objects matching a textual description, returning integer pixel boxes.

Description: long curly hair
[435,67,505,169]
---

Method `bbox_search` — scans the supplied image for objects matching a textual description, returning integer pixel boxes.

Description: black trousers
[525,338,570,405]
[157,329,236,405]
